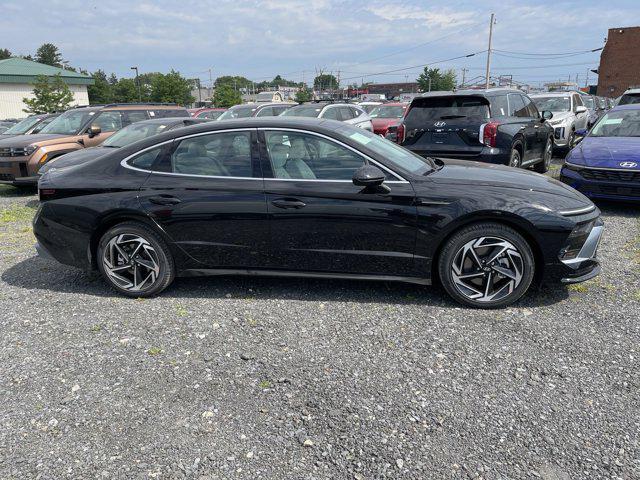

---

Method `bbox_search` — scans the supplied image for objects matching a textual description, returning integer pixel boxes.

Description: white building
[0,57,94,119]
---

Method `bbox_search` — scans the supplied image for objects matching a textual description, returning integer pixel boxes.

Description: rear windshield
[102,122,170,147]
[369,105,406,119]
[619,93,640,105]
[281,106,323,117]
[218,106,256,120]
[405,96,490,125]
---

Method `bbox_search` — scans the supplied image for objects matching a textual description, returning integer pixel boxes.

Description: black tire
[508,142,523,168]
[96,222,175,297]
[534,136,553,173]
[437,222,535,308]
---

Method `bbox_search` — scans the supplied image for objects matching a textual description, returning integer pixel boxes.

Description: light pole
[130,66,141,102]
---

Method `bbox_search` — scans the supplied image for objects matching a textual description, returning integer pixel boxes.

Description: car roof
[622,88,640,94]
[230,102,296,109]
[530,92,577,97]
[127,117,208,125]
[610,104,640,111]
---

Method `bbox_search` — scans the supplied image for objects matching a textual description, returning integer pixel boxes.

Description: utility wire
[493,47,603,56]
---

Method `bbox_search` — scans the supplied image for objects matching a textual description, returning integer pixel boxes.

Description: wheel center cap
[483,266,491,272]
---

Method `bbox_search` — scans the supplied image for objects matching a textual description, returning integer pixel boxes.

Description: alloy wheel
[544,139,553,167]
[102,233,160,291]
[509,149,521,168]
[450,236,524,303]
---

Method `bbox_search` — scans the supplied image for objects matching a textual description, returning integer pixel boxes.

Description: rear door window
[322,107,339,120]
[404,96,490,126]
[339,107,354,120]
[490,95,509,117]
[151,109,189,118]
[124,111,149,126]
[508,94,528,117]
[91,111,123,132]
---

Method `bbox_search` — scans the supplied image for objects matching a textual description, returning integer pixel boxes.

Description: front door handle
[148,195,181,206]
[271,198,306,209]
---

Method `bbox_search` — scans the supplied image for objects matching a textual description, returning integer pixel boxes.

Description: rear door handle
[148,195,181,206]
[271,198,306,209]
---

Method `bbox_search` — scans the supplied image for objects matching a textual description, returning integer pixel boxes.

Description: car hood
[0,133,19,141]
[548,111,573,122]
[0,133,65,147]
[40,146,112,173]
[425,158,590,203]
[570,137,640,169]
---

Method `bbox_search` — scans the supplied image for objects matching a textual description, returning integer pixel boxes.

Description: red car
[369,103,408,136]
[188,108,227,120]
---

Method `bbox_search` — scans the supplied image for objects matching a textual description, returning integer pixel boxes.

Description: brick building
[597,26,640,98]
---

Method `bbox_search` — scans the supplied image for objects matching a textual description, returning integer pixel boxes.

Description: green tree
[112,78,139,103]
[214,75,253,91]
[213,84,242,108]
[417,67,456,92]
[313,74,338,91]
[35,43,63,67]
[22,74,74,114]
[295,86,313,103]
[150,70,195,105]
[87,69,113,104]
[0,48,11,60]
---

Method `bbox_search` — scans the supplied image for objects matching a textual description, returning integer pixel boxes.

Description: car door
[81,111,123,147]
[522,95,546,157]
[259,128,418,276]
[508,93,538,162]
[573,94,588,130]
[137,128,270,268]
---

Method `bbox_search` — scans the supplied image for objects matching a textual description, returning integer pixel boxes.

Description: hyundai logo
[434,121,446,127]
[619,161,638,168]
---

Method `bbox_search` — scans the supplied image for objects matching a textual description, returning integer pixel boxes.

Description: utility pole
[484,13,495,89]
[130,66,141,102]
[428,76,432,92]
[208,68,213,88]
[461,68,468,87]
[585,69,589,88]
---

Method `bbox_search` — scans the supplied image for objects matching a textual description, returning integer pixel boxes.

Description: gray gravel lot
[0,170,639,479]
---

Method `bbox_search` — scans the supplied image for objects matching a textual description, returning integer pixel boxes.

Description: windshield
[336,124,433,175]
[102,122,170,147]
[532,96,570,112]
[40,110,96,135]
[4,116,42,134]
[583,97,595,109]
[590,109,640,137]
[281,106,323,117]
[369,106,406,119]
[218,106,256,120]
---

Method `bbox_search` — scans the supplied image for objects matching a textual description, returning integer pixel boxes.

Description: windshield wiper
[439,115,466,119]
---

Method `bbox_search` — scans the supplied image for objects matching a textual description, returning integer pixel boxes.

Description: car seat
[286,138,316,179]
[270,144,290,178]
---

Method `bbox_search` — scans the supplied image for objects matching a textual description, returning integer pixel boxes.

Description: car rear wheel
[509,143,523,168]
[97,222,175,297]
[534,137,553,173]
[437,223,535,308]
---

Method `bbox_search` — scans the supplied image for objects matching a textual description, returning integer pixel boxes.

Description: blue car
[560,105,640,202]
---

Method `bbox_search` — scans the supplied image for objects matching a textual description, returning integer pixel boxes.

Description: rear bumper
[406,146,509,165]
[33,204,91,269]
[560,166,640,201]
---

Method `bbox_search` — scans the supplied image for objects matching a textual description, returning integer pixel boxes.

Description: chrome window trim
[564,161,640,172]
[259,127,408,183]
[120,126,410,183]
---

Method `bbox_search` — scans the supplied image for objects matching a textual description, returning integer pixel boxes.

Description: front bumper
[551,125,570,147]
[560,164,640,201]
[0,158,39,185]
[558,220,603,283]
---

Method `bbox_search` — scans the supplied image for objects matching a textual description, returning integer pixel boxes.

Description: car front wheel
[534,137,553,173]
[97,222,175,297]
[438,222,535,308]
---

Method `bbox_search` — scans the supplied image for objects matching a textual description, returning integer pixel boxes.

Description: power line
[493,47,603,56]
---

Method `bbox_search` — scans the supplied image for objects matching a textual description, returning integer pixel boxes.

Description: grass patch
[259,380,272,389]
[176,304,188,317]
[0,205,36,225]
[148,347,163,356]
[568,284,588,293]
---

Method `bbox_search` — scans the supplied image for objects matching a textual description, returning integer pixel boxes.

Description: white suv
[530,92,589,149]
[281,102,373,131]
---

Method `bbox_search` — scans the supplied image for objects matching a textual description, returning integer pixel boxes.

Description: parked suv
[0,103,188,186]
[391,89,555,171]
[530,92,589,150]
[281,102,373,131]
[618,87,640,105]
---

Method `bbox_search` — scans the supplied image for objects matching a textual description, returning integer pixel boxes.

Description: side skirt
[178,268,431,286]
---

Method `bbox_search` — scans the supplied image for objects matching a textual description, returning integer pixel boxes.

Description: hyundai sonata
[35,118,603,308]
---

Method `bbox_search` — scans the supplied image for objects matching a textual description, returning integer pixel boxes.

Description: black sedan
[35,118,603,308]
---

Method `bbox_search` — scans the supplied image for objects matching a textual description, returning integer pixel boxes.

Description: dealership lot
[0,168,638,479]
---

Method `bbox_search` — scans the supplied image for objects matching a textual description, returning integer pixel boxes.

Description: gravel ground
[0,168,639,479]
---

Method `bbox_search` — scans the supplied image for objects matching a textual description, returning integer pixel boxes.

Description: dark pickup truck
[389,89,555,172]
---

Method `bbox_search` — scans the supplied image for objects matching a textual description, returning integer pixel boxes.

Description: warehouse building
[597,26,640,98]
[0,57,94,119]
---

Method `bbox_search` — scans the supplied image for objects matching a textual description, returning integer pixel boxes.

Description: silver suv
[530,91,589,149]
[281,102,373,131]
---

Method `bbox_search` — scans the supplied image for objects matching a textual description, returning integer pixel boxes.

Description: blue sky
[1,0,638,88]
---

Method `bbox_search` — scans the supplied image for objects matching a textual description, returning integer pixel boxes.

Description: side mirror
[87,124,101,138]
[353,165,386,188]
[541,110,553,121]
[575,106,587,114]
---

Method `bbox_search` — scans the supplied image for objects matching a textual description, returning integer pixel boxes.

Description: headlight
[24,145,37,156]
[559,220,594,260]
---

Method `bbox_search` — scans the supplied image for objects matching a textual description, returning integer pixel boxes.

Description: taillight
[396,122,405,144]
[481,121,500,147]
